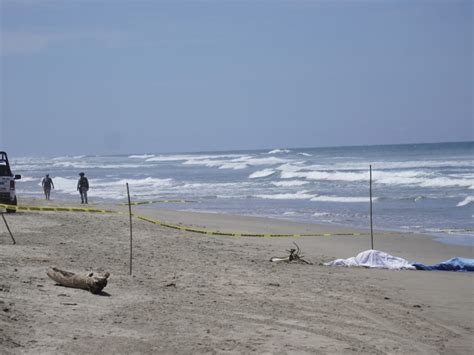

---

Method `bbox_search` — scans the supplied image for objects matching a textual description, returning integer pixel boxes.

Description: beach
[1,198,473,354]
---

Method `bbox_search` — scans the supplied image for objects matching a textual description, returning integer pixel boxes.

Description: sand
[1,198,473,354]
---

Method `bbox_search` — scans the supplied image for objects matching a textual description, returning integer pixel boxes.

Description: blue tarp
[412,257,474,272]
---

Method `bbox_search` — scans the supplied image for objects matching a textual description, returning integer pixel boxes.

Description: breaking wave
[457,196,474,207]
[52,177,175,199]
[255,190,315,200]
[268,149,291,154]
[129,154,155,159]
[279,169,474,189]
[271,180,309,187]
[311,196,375,203]
[249,169,276,179]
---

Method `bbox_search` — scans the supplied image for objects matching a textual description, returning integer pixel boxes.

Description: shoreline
[15,196,473,248]
[1,198,473,353]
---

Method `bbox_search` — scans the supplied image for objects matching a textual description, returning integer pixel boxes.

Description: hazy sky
[1,0,472,156]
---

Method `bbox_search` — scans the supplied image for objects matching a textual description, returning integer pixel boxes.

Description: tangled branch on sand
[270,242,312,265]
[47,266,110,294]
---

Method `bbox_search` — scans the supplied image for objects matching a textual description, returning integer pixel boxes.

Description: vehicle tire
[6,196,17,213]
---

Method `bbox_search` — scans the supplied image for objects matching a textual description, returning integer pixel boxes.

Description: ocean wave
[271,180,309,187]
[276,162,308,173]
[457,196,474,207]
[182,158,248,170]
[249,169,276,179]
[267,149,291,154]
[50,161,155,169]
[255,190,315,200]
[52,155,86,160]
[376,195,428,202]
[129,154,155,159]
[280,170,368,182]
[234,156,289,166]
[146,153,243,162]
[324,159,473,171]
[425,227,474,235]
[297,152,312,157]
[280,169,474,189]
[176,182,255,197]
[17,176,38,182]
[218,163,249,170]
[311,195,375,203]
[182,155,290,170]
[51,176,175,199]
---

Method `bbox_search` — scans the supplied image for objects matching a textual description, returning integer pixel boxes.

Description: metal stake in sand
[1,213,16,245]
[369,165,374,250]
[126,183,133,275]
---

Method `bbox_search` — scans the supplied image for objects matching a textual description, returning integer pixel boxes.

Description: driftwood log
[47,267,110,294]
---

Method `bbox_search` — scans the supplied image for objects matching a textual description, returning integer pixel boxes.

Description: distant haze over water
[12,142,473,246]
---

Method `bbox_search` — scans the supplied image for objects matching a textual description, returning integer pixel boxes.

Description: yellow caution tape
[0,203,370,238]
[0,203,119,214]
[133,214,369,238]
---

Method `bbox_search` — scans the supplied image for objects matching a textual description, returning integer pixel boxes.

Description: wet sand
[1,198,473,354]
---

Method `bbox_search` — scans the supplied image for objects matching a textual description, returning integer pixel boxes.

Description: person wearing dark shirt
[41,174,54,200]
[77,172,89,204]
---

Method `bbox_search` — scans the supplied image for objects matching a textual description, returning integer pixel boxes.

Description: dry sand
[1,198,473,354]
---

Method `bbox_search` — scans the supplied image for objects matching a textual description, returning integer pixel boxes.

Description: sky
[0,0,472,156]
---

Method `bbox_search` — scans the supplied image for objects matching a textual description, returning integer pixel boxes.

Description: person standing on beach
[77,172,89,204]
[41,174,54,200]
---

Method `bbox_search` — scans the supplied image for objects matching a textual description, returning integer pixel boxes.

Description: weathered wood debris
[270,242,312,264]
[47,267,110,294]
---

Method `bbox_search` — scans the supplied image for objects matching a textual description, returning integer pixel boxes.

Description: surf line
[132,214,368,238]
[116,199,197,206]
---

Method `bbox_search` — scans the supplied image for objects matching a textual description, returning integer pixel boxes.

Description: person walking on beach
[77,172,89,204]
[41,174,54,200]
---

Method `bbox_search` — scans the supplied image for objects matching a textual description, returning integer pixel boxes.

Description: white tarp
[324,249,415,270]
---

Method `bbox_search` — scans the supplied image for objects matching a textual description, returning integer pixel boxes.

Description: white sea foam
[255,190,315,200]
[311,196,375,203]
[52,176,175,199]
[146,155,194,162]
[18,176,38,182]
[313,212,330,217]
[129,154,155,159]
[52,155,86,160]
[280,170,368,182]
[181,155,290,170]
[280,169,474,189]
[276,162,307,173]
[147,154,243,162]
[218,163,249,170]
[324,159,473,171]
[271,180,309,187]
[457,196,474,207]
[176,182,254,197]
[297,152,312,157]
[180,158,246,170]
[235,156,289,166]
[268,149,291,154]
[249,169,276,179]
[50,161,154,169]
[425,227,474,235]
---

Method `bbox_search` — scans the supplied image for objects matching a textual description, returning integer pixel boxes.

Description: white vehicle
[0,151,21,213]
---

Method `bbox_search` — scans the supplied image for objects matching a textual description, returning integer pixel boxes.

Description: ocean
[12,141,473,246]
